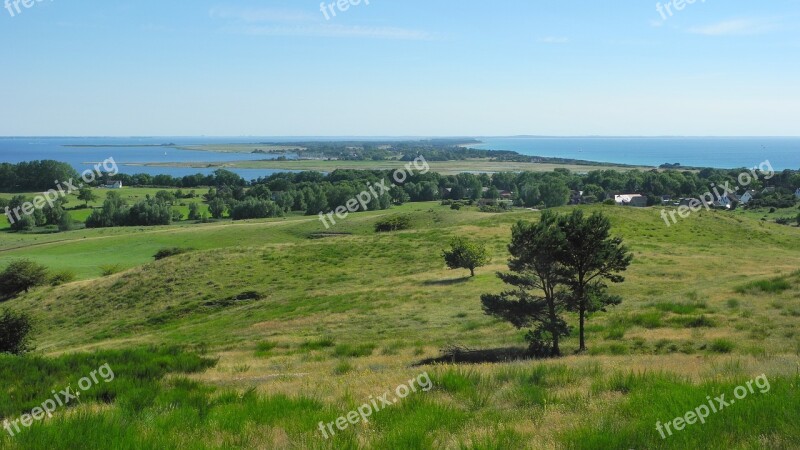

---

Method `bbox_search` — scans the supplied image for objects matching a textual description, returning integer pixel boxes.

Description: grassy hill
[2,203,799,449]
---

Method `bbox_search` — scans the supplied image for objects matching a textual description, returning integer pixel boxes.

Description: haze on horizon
[1,0,798,137]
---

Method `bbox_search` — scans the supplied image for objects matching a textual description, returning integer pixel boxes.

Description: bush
[0,310,33,355]
[57,212,75,231]
[99,264,124,277]
[154,247,193,260]
[479,204,511,213]
[375,215,411,232]
[709,339,735,353]
[0,259,49,299]
[333,344,376,358]
[735,277,791,294]
[49,270,77,286]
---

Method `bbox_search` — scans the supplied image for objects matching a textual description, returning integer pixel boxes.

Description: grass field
[1,202,800,448]
[128,159,651,175]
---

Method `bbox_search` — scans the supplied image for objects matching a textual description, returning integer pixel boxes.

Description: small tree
[442,237,489,277]
[208,198,226,219]
[558,210,632,352]
[0,260,49,299]
[58,212,74,232]
[481,212,570,356]
[77,187,98,208]
[0,309,34,354]
[188,202,201,221]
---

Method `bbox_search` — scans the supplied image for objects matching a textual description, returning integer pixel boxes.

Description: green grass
[735,277,792,294]
[2,202,800,448]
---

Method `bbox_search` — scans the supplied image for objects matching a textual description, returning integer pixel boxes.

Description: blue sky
[0,0,798,136]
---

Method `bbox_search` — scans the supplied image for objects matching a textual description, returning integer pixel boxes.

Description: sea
[0,136,798,181]
[473,137,800,171]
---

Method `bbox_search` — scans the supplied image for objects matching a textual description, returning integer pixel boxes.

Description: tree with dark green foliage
[557,210,632,352]
[77,187,98,208]
[481,211,570,356]
[442,237,490,277]
[538,178,571,208]
[0,309,34,354]
[374,215,411,233]
[208,198,227,219]
[188,202,201,221]
[58,212,74,231]
[0,260,49,299]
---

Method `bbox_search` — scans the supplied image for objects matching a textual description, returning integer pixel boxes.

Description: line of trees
[481,210,633,356]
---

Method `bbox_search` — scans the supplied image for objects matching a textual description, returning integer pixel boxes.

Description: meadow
[1,200,799,449]
[131,159,649,176]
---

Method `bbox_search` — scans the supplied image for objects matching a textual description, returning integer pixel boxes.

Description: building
[716,192,740,209]
[104,180,123,189]
[739,190,756,205]
[614,194,647,207]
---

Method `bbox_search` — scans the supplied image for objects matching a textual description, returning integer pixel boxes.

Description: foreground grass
[2,203,800,448]
[2,351,797,449]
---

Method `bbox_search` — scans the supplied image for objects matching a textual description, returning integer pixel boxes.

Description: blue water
[472,137,800,171]
[0,137,300,180]
[1,137,798,180]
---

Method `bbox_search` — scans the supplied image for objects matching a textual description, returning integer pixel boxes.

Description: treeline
[0,161,79,191]
[4,161,800,231]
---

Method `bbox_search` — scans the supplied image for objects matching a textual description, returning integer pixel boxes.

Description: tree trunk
[552,333,560,356]
[578,306,586,352]
[470,267,475,277]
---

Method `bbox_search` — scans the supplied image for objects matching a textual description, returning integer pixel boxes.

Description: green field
[128,158,652,175]
[1,202,800,448]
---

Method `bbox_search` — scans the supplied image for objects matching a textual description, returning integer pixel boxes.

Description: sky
[0,0,799,136]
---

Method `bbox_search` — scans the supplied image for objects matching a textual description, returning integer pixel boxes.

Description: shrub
[333,360,353,375]
[154,247,193,260]
[99,264,124,277]
[333,344,376,358]
[49,270,77,286]
[709,339,735,353]
[57,212,75,231]
[375,215,411,232]
[255,341,277,357]
[0,309,33,355]
[735,277,791,294]
[0,259,49,299]
[300,337,335,351]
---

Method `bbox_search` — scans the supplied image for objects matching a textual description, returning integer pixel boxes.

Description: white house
[716,192,740,209]
[614,194,647,207]
[740,190,756,205]
[104,180,123,189]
